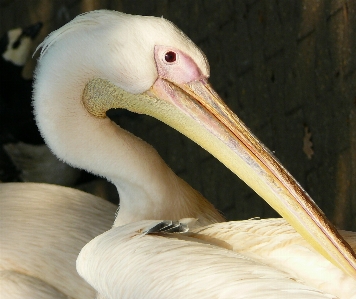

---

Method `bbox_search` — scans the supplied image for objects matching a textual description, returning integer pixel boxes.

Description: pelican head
[33,10,356,277]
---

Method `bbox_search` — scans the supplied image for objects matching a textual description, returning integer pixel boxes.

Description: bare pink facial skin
[154,45,205,84]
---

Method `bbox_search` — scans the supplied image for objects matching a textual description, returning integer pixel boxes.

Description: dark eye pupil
[165,51,176,63]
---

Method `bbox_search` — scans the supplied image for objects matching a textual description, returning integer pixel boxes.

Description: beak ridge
[174,79,356,277]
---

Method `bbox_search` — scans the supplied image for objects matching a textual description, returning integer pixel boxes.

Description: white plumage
[0,183,116,299]
[77,219,356,299]
[2,9,356,299]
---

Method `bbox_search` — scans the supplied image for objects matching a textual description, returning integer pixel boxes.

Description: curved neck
[33,49,223,226]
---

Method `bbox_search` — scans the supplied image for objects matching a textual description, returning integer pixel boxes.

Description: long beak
[82,77,356,277]
[150,78,356,277]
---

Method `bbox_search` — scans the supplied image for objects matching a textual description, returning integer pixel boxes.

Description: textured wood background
[1,0,355,230]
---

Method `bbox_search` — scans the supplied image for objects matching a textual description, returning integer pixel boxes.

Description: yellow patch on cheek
[82,77,156,118]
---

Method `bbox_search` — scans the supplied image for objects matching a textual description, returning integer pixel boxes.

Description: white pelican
[3,9,355,298]
[0,182,116,299]
[33,9,355,275]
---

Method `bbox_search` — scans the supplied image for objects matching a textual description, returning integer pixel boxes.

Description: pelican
[0,182,116,299]
[2,9,356,298]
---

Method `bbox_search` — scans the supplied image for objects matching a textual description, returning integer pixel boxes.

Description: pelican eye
[164,51,176,63]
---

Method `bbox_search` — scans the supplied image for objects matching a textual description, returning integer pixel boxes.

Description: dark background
[1,0,355,230]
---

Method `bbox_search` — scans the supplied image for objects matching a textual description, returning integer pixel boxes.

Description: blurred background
[1,0,355,230]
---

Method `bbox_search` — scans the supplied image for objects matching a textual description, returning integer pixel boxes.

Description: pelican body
[77,219,356,299]
[0,183,116,299]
